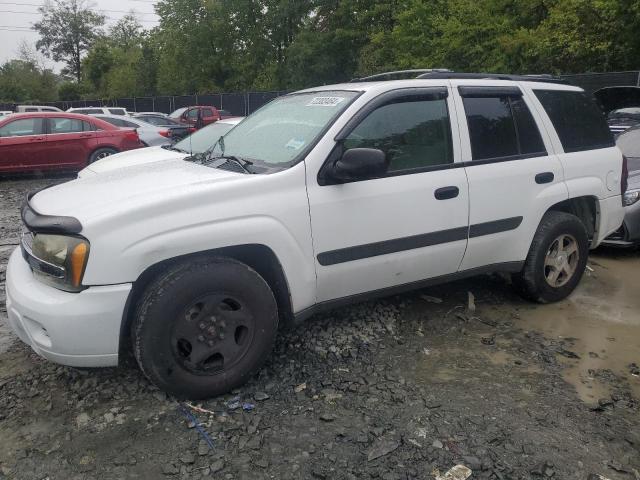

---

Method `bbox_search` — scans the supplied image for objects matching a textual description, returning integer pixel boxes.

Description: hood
[80,146,188,176]
[31,158,244,223]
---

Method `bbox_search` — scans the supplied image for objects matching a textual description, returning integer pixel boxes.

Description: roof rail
[351,69,452,82]
[415,71,567,84]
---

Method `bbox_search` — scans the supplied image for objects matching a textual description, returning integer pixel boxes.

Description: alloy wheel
[543,234,580,288]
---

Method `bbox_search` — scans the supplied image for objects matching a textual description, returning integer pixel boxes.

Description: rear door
[0,117,46,172]
[451,82,567,270]
[45,117,97,168]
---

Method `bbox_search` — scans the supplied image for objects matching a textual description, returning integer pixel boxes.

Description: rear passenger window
[49,117,85,134]
[343,95,453,172]
[461,90,546,161]
[534,90,614,153]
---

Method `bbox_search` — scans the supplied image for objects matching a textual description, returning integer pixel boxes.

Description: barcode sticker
[306,96,346,107]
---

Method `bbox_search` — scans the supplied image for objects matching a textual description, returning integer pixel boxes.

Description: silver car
[92,114,175,147]
[603,126,640,247]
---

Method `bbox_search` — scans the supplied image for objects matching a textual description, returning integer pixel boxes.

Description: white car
[15,105,62,113]
[66,106,128,116]
[0,111,12,116]
[6,72,626,399]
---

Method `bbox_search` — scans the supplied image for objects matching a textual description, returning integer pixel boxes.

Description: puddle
[517,250,640,403]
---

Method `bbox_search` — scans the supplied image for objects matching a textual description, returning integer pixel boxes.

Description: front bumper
[602,199,640,247]
[4,248,131,367]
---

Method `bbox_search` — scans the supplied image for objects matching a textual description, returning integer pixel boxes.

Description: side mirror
[331,148,388,183]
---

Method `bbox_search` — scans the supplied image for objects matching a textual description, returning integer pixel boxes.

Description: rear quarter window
[534,90,614,153]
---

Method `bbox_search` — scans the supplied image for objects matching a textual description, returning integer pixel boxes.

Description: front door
[306,87,470,302]
[0,117,46,173]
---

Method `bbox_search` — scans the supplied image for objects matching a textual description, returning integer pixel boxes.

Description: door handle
[29,137,44,142]
[535,172,554,184]
[434,186,459,200]
[79,133,92,138]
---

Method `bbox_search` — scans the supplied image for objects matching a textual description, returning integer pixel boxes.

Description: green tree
[34,0,106,82]
[0,60,59,103]
[110,13,143,50]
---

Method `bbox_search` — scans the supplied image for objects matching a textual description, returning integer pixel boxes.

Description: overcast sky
[0,0,160,70]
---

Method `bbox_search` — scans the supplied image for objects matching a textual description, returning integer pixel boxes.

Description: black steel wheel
[132,257,278,399]
[172,294,255,375]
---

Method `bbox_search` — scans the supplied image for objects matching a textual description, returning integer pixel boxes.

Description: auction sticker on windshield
[306,96,346,107]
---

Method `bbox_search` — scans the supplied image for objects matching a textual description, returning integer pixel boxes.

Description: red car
[0,112,143,174]
[169,106,235,130]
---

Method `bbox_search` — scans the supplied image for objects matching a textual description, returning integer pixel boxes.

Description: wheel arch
[118,244,294,362]
[545,195,599,245]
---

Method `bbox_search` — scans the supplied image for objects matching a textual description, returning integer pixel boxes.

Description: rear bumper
[5,248,131,367]
[594,195,626,247]
[602,198,640,247]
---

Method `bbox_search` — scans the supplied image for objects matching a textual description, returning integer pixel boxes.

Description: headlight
[23,233,90,292]
[623,189,640,207]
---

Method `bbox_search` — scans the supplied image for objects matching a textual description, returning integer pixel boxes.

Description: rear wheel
[513,211,589,303]
[132,257,278,399]
[88,147,118,163]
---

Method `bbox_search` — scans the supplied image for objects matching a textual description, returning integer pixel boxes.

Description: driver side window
[343,97,453,172]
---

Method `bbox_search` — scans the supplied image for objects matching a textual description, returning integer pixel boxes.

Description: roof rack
[351,69,452,82]
[415,71,566,84]
[351,69,566,85]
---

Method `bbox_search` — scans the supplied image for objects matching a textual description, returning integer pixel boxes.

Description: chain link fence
[3,72,640,113]
[1,90,289,116]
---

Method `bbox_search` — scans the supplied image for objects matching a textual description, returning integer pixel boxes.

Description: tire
[88,147,118,164]
[132,257,278,399]
[513,211,589,303]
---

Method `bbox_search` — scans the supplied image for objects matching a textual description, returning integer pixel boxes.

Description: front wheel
[132,257,278,399]
[513,211,589,303]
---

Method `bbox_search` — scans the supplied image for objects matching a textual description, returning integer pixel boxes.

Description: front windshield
[208,90,359,166]
[174,122,237,154]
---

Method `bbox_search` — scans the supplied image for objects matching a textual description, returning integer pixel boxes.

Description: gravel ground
[1,176,639,480]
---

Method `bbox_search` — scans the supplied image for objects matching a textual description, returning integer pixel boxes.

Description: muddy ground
[0,176,639,480]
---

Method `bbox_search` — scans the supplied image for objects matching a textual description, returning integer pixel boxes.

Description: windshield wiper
[162,144,187,153]
[211,155,254,174]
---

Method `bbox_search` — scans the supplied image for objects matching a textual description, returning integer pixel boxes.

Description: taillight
[621,154,629,196]
[124,129,139,142]
[158,130,171,138]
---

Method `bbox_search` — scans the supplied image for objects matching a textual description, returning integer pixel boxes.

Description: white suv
[5,72,626,399]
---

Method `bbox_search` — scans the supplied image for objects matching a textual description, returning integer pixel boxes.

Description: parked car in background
[15,105,62,113]
[0,112,142,174]
[135,112,168,117]
[606,108,640,136]
[602,126,640,247]
[78,118,244,175]
[67,107,128,116]
[92,114,185,147]
[169,106,235,129]
[0,111,12,116]
[132,113,192,140]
